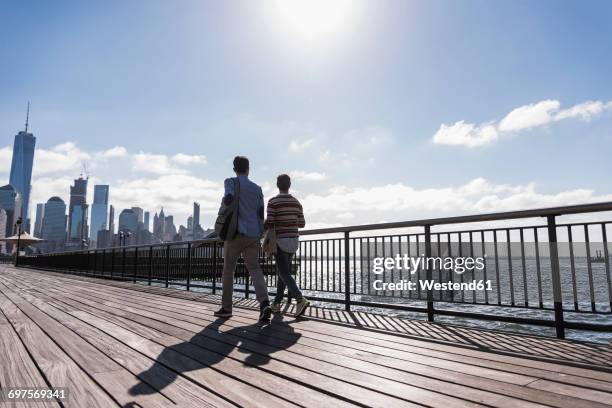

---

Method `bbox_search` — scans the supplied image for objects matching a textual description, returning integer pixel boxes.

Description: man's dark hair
[233,156,249,174]
[277,174,291,191]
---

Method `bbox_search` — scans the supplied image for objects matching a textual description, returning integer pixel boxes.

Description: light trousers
[221,234,269,310]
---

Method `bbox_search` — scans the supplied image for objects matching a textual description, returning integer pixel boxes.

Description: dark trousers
[273,246,303,304]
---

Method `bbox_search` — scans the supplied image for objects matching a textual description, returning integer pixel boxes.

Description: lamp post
[119,231,131,247]
[14,217,22,267]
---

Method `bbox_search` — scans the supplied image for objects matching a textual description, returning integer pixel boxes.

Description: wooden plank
[37,278,612,408]
[0,291,118,408]
[0,309,59,408]
[2,280,236,408]
[5,268,612,406]
[96,275,612,370]
[4,279,300,408]
[8,272,607,408]
[0,283,173,408]
[32,286,421,408]
[112,285,612,387]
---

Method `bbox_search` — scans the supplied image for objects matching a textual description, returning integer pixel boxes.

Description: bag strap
[234,177,240,227]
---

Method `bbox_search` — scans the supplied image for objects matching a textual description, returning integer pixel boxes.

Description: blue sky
[1,0,611,227]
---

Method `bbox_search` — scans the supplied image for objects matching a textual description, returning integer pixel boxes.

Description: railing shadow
[128,314,301,397]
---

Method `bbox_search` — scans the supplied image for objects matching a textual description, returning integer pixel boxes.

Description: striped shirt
[265,194,305,239]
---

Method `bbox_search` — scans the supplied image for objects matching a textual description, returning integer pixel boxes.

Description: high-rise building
[90,185,109,247]
[153,208,165,241]
[41,196,67,252]
[118,208,138,245]
[118,209,138,234]
[0,185,22,240]
[131,207,144,224]
[193,201,203,239]
[9,103,36,232]
[33,203,44,238]
[164,215,177,241]
[108,205,115,235]
[143,211,150,232]
[193,202,200,228]
[0,209,7,254]
[68,176,88,243]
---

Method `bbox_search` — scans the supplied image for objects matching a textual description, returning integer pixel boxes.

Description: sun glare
[273,0,352,40]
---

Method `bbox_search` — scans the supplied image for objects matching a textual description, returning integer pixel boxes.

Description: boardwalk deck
[0,265,611,408]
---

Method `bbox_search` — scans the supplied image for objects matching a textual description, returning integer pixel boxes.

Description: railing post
[165,244,170,288]
[212,242,217,294]
[186,243,192,291]
[547,215,565,339]
[92,250,97,276]
[121,247,126,280]
[101,249,105,277]
[425,225,435,322]
[110,248,115,279]
[148,245,153,285]
[344,231,351,311]
[244,259,250,299]
[133,247,138,283]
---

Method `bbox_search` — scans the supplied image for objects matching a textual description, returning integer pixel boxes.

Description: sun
[272,0,352,40]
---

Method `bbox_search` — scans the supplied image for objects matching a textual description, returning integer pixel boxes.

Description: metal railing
[16,202,612,338]
[0,256,13,264]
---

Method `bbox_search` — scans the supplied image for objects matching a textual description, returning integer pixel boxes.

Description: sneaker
[259,301,272,321]
[214,308,232,318]
[295,298,310,317]
[271,302,282,313]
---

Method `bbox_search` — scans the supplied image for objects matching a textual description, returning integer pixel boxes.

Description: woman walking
[265,174,310,316]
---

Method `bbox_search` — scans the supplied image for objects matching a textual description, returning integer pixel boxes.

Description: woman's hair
[277,174,291,191]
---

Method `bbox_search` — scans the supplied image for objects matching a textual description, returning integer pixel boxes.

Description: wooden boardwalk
[0,266,611,408]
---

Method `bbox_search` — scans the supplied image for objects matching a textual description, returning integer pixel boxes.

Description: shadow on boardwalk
[129,313,301,398]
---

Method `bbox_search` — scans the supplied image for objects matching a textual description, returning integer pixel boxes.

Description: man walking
[214,156,271,320]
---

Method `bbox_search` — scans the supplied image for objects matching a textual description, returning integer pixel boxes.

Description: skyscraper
[118,209,138,245]
[41,196,67,251]
[143,211,150,232]
[131,207,144,224]
[33,203,44,238]
[9,103,36,232]
[108,205,115,235]
[0,209,7,254]
[193,201,202,239]
[68,176,88,243]
[90,185,109,247]
[0,185,22,240]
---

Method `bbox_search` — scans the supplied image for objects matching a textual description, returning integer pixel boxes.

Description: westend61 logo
[372,255,493,292]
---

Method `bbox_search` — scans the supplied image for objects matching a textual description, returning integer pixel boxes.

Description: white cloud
[289,139,314,152]
[434,99,612,147]
[432,121,498,148]
[33,142,91,176]
[0,147,12,173]
[171,153,207,165]
[300,178,612,228]
[99,146,128,158]
[290,170,327,181]
[555,100,605,121]
[132,152,187,175]
[498,99,560,132]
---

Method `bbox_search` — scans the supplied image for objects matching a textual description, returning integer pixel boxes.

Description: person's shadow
[129,313,301,397]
